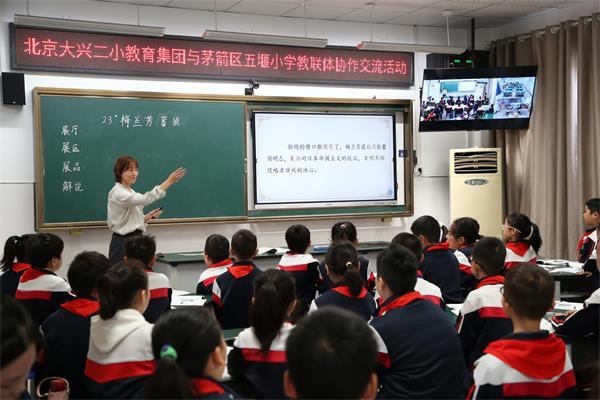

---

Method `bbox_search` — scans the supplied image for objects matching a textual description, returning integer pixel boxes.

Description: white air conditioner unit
[449,148,503,237]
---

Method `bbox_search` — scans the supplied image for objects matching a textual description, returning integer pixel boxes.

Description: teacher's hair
[114,155,138,183]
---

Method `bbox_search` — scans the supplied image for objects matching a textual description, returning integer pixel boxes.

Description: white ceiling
[96,0,588,28]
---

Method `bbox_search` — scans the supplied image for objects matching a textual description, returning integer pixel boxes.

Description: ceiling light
[13,14,165,37]
[357,41,465,54]
[203,30,328,48]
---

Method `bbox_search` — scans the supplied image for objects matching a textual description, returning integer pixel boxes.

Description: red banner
[11,25,413,86]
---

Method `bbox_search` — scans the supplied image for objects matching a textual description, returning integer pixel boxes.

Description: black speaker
[2,72,26,105]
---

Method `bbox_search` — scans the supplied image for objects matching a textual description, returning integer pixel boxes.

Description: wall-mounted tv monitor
[419,66,537,131]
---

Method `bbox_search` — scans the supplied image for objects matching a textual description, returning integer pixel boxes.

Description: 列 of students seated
[309,241,376,321]
[456,237,513,371]
[502,213,542,269]
[212,229,263,329]
[276,224,320,320]
[0,294,38,400]
[318,221,376,294]
[284,308,379,399]
[370,244,468,399]
[85,260,155,399]
[145,307,236,399]
[0,234,34,298]
[196,234,234,296]
[38,251,110,399]
[411,215,464,303]
[469,264,576,399]
[447,217,481,296]
[124,234,172,323]
[578,198,599,286]
[15,233,73,329]
[390,233,444,307]
[228,269,295,399]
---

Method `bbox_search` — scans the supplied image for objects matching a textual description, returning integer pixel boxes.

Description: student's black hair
[145,307,223,399]
[325,241,362,297]
[97,260,148,320]
[286,307,377,399]
[203,234,230,264]
[250,269,295,354]
[231,229,257,260]
[67,251,111,298]
[505,213,542,253]
[0,294,38,368]
[410,215,446,244]
[1,234,34,273]
[25,233,64,270]
[472,237,506,276]
[124,234,156,266]
[585,198,600,214]
[449,217,482,245]
[503,263,554,320]
[376,244,418,295]
[331,221,358,243]
[285,224,311,254]
[391,232,423,261]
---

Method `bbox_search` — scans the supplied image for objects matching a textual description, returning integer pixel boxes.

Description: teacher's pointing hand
[160,167,186,191]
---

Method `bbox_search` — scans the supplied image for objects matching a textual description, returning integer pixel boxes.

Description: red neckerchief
[60,298,100,318]
[377,291,424,316]
[12,263,31,273]
[228,262,255,279]
[190,377,225,396]
[505,241,532,256]
[19,268,55,283]
[331,285,367,299]
[484,332,566,379]
[425,242,450,252]
[576,227,595,254]
[208,258,233,269]
[475,275,505,289]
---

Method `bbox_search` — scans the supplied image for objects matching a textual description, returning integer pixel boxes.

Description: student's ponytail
[528,223,542,253]
[250,269,295,353]
[325,241,362,297]
[1,236,20,272]
[506,213,543,253]
[331,221,358,244]
[97,260,148,320]
[145,349,192,399]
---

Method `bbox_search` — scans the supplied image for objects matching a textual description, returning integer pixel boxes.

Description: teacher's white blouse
[107,183,165,235]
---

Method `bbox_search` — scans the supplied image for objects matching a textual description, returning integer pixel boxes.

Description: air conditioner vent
[453,151,498,174]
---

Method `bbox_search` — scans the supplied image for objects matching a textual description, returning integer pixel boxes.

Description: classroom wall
[0,0,488,275]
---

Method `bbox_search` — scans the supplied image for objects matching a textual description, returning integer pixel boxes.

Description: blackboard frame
[34,88,414,230]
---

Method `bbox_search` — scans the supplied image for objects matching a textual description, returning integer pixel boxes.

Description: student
[469,264,576,399]
[124,234,172,323]
[0,294,38,400]
[284,308,378,399]
[85,260,155,399]
[578,198,599,285]
[212,229,263,329]
[456,237,513,370]
[0,234,33,297]
[318,221,375,294]
[145,307,235,399]
[228,269,295,398]
[15,233,73,328]
[39,251,111,399]
[196,234,233,296]
[502,213,542,269]
[410,215,463,303]
[447,217,481,296]
[390,232,444,307]
[309,241,376,321]
[277,224,320,319]
[370,244,468,398]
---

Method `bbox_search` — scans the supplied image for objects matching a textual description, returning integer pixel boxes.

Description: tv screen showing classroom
[419,66,537,131]
[252,112,397,208]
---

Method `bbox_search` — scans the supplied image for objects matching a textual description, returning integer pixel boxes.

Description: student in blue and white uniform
[447,217,481,296]
[310,241,376,321]
[145,307,236,399]
[502,213,542,269]
[228,269,295,399]
[196,234,233,296]
[0,234,34,298]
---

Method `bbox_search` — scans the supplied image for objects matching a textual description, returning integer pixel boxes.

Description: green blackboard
[35,89,413,229]
[35,89,247,228]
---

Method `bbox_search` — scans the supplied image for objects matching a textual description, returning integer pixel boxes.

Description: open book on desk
[257,247,288,255]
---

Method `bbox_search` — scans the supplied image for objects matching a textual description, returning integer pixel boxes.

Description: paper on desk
[447,303,463,316]
[553,301,584,311]
[177,253,204,256]
[172,290,190,297]
[257,247,288,255]
[171,295,206,307]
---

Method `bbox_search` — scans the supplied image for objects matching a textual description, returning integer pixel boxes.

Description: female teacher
[107,155,186,265]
